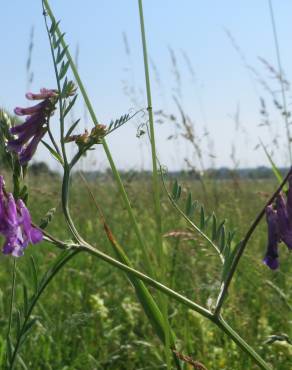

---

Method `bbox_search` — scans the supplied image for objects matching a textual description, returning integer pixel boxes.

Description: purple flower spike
[0,176,43,257]
[276,194,292,250]
[263,205,279,270]
[9,88,57,164]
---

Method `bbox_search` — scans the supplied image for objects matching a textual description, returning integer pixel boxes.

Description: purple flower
[264,176,292,269]
[8,89,57,165]
[18,128,47,165]
[17,199,43,246]
[8,114,45,153]
[25,88,57,101]
[0,175,43,257]
[263,205,279,270]
[14,100,49,116]
[276,193,292,250]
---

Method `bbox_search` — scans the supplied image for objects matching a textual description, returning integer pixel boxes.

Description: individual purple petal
[276,194,292,250]
[263,205,279,270]
[10,113,44,135]
[26,88,57,100]
[19,128,47,165]
[17,199,31,228]
[8,112,47,157]
[8,123,42,153]
[2,236,16,255]
[6,193,18,228]
[14,100,47,116]
[263,255,279,270]
[29,227,43,244]
[17,199,43,244]
[6,141,23,153]
[6,237,25,257]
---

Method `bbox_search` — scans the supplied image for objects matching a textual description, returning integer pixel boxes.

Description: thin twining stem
[43,0,152,274]
[42,4,68,165]
[214,316,272,370]
[46,235,212,320]
[45,236,271,369]
[215,167,292,315]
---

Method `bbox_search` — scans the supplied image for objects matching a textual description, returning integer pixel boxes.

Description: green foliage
[167,177,241,285]
[1,176,291,369]
[107,113,131,134]
[5,249,78,369]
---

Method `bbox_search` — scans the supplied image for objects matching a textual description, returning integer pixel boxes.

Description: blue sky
[1,1,292,171]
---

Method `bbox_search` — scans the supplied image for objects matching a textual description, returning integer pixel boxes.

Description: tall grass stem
[43,0,152,274]
[137,1,170,366]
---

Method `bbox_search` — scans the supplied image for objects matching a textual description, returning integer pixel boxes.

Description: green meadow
[0,172,291,369]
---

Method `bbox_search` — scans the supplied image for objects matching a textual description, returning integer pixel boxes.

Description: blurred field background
[0,168,291,369]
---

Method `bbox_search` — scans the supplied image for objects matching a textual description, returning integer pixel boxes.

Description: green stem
[47,236,270,369]
[6,259,16,342]
[47,122,62,160]
[81,243,211,318]
[44,1,93,245]
[45,235,212,320]
[83,241,271,369]
[43,0,152,273]
[137,3,170,364]
[214,167,292,315]
[214,316,272,370]
[61,167,86,244]
[138,0,162,262]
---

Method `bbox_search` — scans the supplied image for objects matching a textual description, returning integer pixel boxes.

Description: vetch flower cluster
[8,88,58,165]
[0,175,42,257]
[264,176,292,269]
